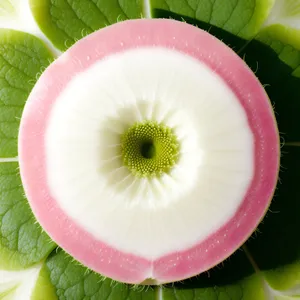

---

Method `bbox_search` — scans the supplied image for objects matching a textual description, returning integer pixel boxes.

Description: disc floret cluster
[121,120,180,177]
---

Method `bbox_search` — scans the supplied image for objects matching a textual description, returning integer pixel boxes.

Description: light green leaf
[0,163,56,270]
[0,1,16,17]
[275,297,300,300]
[265,263,300,292]
[0,262,57,300]
[44,249,156,300]
[150,0,274,39]
[31,263,57,300]
[29,0,143,51]
[263,0,300,29]
[255,1,300,77]
[256,24,300,77]
[0,29,54,157]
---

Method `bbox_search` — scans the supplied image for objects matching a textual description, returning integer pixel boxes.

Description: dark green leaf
[45,249,156,300]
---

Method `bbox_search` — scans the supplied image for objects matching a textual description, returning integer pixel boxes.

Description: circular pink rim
[18,19,279,284]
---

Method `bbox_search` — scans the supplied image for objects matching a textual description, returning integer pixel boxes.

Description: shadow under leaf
[246,146,300,270]
[239,41,300,142]
[165,249,255,289]
[153,9,247,51]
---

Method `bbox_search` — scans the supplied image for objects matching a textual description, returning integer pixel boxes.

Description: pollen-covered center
[121,121,180,177]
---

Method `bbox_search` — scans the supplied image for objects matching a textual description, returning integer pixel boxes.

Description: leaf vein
[65,0,95,32]
[236,2,256,35]
[116,0,130,19]
[221,0,239,28]
[0,53,32,80]
[208,0,216,24]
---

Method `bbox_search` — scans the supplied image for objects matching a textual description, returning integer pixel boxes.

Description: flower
[18,18,278,285]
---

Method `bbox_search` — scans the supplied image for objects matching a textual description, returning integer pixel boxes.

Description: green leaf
[253,0,300,77]
[0,28,56,270]
[162,275,264,300]
[0,163,56,270]
[29,0,143,51]
[150,0,274,39]
[44,248,262,300]
[44,249,156,300]
[0,29,54,157]
[152,9,250,51]
[256,25,300,77]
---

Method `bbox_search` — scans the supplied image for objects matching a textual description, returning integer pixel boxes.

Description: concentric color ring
[18,19,279,284]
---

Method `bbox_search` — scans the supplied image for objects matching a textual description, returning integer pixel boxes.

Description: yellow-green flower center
[121,121,180,177]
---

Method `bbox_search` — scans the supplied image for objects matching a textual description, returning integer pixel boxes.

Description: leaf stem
[0,157,19,163]
[143,0,152,18]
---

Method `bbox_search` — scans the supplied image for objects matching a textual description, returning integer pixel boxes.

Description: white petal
[45,48,254,258]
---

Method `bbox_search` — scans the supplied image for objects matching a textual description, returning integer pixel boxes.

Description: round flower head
[18,19,280,284]
[121,120,180,177]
